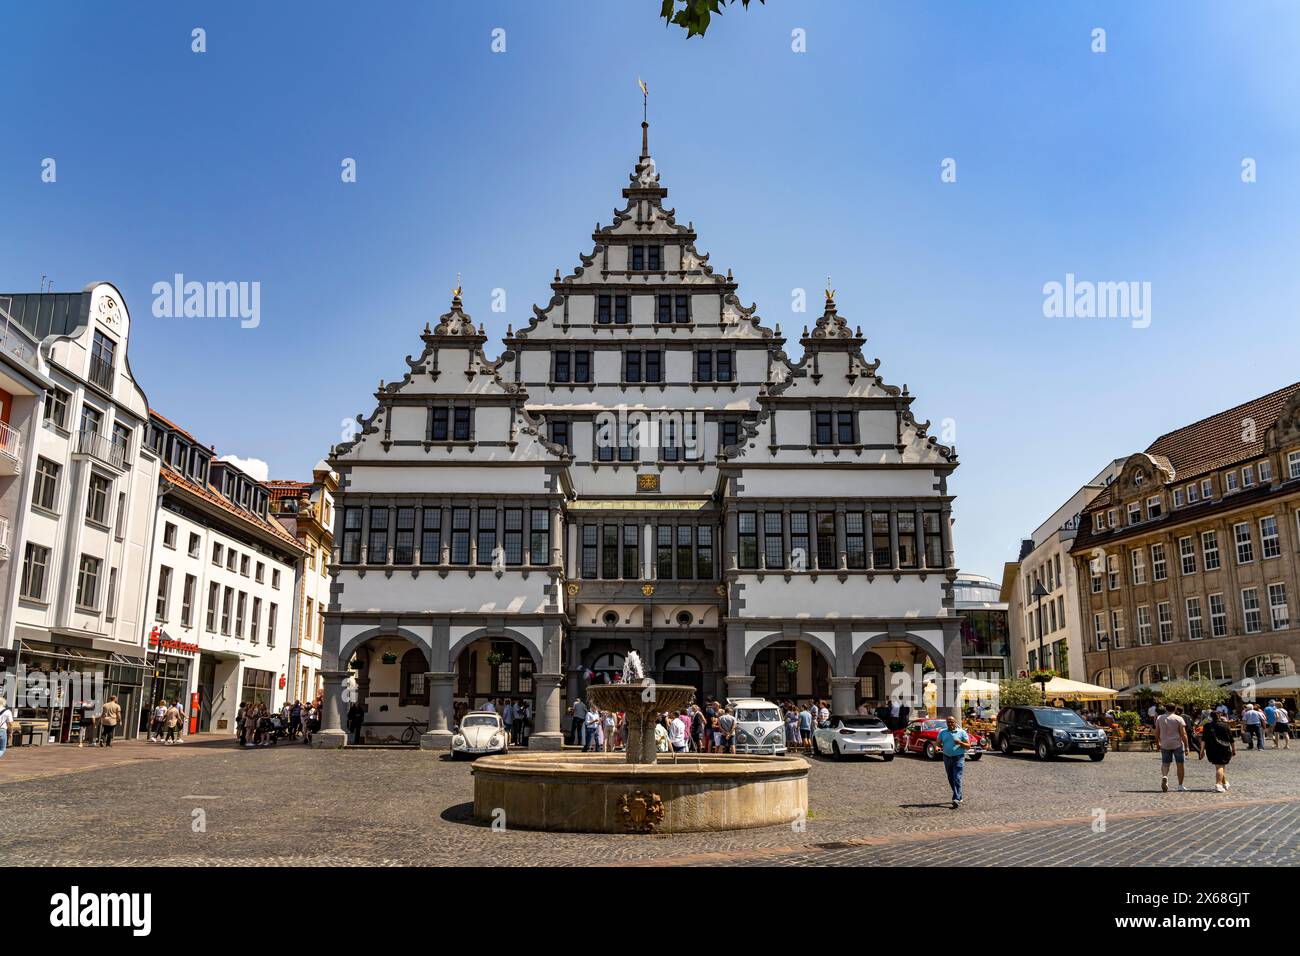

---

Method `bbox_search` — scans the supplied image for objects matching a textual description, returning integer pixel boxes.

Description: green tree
[660,0,764,38]
[995,677,1044,708]
[1116,710,1142,741]
[1159,678,1229,716]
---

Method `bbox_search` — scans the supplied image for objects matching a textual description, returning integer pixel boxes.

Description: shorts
[1160,747,1185,765]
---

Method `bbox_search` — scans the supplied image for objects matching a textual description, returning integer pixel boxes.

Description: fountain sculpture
[470,651,809,833]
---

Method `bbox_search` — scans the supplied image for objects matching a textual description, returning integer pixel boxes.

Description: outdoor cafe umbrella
[1039,676,1119,701]
[1228,674,1300,696]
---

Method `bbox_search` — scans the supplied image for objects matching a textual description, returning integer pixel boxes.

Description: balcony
[0,310,41,372]
[73,429,127,471]
[0,420,22,476]
[0,514,9,561]
[88,355,115,392]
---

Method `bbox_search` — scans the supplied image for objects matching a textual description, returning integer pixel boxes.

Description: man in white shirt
[583,706,602,752]
[669,710,690,752]
[150,701,167,742]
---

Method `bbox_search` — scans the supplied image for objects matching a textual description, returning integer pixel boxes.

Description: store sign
[148,627,198,655]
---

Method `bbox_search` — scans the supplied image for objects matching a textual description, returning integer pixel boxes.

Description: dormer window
[1146,495,1162,520]
[553,349,591,384]
[630,245,661,271]
[1225,470,1239,493]
[1127,502,1140,525]
[813,409,856,446]
[430,405,473,442]
[597,294,630,325]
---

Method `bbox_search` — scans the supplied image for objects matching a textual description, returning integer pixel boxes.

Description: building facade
[0,301,52,656]
[1071,383,1300,693]
[952,573,1011,678]
[1002,460,1123,679]
[142,411,302,734]
[318,122,960,749]
[2,283,161,741]
[269,463,337,705]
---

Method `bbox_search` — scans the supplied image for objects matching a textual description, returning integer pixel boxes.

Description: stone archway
[852,632,951,716]
[747,636,832,705]
[344,632,431,746]
[453,631,543,746]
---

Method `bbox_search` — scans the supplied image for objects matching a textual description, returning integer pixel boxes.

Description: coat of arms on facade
[619,790,665,833]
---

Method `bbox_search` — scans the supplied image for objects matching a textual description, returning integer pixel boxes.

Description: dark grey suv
[995,706,1108,761]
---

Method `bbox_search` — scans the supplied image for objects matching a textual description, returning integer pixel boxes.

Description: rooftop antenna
[40,274,47,292]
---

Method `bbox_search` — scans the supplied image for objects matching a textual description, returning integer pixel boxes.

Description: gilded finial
[825,276,835,302]
[453,272,462,299]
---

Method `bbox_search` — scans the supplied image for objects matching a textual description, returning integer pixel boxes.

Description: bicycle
[400,718,428,745]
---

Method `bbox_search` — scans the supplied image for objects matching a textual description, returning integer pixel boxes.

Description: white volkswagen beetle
[451,711,508,759]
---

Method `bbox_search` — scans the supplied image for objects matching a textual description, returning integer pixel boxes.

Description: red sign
[279,673,287,690]
[148,628,198,654]
[189,691,200,735]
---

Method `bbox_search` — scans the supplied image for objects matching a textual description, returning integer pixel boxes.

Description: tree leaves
[660,0,764,38]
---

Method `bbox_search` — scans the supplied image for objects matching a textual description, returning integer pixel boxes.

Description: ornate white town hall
[316,121,961,749]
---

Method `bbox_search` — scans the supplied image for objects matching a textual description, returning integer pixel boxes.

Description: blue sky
[3,1,1298,580]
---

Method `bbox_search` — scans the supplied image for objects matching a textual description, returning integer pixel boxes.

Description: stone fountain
[471,652,809,833]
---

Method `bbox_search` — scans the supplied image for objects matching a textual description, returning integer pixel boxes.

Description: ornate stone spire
[800,287,865,351]
[428,283,484,340]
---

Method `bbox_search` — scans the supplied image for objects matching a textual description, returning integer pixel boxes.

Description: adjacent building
[269,463,337,704]
[953,573,1011,677]
[318,120,961,749]
[1001,460,1124,679]
[1071,383,1300,692]
[0,301,52,655]
[2,283,161,741]
[143,411,302,733]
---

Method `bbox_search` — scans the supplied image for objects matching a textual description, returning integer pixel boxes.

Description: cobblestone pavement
[2,742,1297,865]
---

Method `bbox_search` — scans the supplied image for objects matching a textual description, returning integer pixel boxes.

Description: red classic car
[893,718,985,760]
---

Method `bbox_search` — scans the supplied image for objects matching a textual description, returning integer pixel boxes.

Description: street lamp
[1098,633,1114,690]
[1031,579,1049,705]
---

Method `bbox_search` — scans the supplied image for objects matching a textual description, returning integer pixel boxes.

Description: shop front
[12,636,148,745]
[140,627,199,733]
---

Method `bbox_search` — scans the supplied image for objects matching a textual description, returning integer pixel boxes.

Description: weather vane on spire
[638,77,650,160]
[825,276,835,301]
[453,272,462,299]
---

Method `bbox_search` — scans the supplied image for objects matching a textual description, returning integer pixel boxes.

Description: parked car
[994,706,1108,761]
[894,717,985,760]
[451,711,508,759]
[811,715,895,760]
[728,698,786,754]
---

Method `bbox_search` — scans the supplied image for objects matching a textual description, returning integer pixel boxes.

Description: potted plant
[779,658,800,674]
[381,652,398,665]
[888,660,905,673]
[486,651,506,667]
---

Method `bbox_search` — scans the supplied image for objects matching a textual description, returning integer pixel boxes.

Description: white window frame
[1186,596,1204,640]
[1259,515,1280,559]
[1208,592,1227,637]
[1202,529,1221,571]
[1241,587,1262,634]
[1179,536,1197,575]
[1137,605,1152,645]
[1151,542,1167,581]
[1233,522,1254,564]
[1268,583,1289,630]
[1157,601,1173,644]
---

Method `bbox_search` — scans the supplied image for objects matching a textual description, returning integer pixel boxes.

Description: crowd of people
[565,697,741,753]
[1143,699,1293,794]
[237,698,321,748]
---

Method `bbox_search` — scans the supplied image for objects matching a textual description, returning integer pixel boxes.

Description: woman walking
[1199,710,1237,792]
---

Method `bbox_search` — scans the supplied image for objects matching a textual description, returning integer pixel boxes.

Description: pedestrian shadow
[898,802,954,809]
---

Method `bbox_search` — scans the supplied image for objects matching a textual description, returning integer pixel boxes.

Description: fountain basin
[471,752,810,833]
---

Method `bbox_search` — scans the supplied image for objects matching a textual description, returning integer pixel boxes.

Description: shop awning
[1228,674,1300,695]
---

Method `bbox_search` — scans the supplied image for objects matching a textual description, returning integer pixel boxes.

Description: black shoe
[951,800,959,809]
